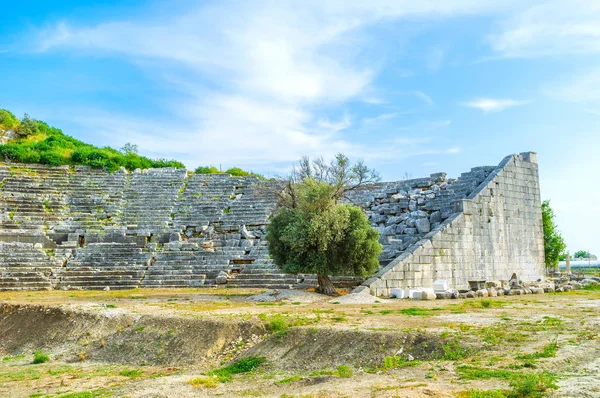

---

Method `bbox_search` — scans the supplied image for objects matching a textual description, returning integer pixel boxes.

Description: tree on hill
[266,154,382,295]
[541,200,566,271]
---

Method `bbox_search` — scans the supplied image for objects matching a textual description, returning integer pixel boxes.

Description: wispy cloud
[463,98,528,113]
[489,0,600,58]
[362,112,399,125]
[413,91,433,105]
[23,1,502,168]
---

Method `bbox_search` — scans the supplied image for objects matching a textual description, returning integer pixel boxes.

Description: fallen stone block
[421,291,436,300]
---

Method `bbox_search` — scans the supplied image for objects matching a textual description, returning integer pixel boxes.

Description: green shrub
[33,350,49,364]
[195,166,221,174]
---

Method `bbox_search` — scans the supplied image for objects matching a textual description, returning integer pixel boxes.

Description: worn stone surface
[361,152,545,297]
[0,152,545,293]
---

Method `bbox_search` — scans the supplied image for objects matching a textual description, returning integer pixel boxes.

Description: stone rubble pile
[345,166,495,264]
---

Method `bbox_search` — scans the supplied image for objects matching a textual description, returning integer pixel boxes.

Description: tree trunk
[316,274,338,296]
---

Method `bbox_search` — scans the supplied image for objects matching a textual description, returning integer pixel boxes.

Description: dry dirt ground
[0,287,598,398]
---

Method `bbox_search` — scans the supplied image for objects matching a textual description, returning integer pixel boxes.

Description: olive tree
[266,154,382,295]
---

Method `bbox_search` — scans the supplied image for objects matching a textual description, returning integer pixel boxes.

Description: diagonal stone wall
[0,152,544,292]
[358,152,544,297]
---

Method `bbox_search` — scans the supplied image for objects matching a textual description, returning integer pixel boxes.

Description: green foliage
[195,165,221,174]
[382,356,421,370]
[464,390,507,398]
[508,371,558,398]
[583,282,600,291]
[16,113,38,137]
[541,200,566,270]
[573,250,591,259]
[118,368,144,378]
[208,356,266,382]
[336,365,353,378]
[32,350,49,364]
[0,109,19,130]
[399,307,437,316]
[441,341,471,360]
[266,179,382,279]
[266,314,287,332]
[516,343,557,361]
[0,110,185,171]
[194,165,264,179]
[120,142,138,155]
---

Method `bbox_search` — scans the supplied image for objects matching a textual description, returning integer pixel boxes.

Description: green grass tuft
[32,350,49,364]
[209,356,266,382]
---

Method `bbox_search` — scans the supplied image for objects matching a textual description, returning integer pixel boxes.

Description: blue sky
[1,0,599,255]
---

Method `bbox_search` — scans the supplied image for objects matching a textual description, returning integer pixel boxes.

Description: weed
[456,366,516,380]
[516,343,557,361]
[441,341,470,360]
[134,326,145,332]
[1,354,25,361]
[508,371,558,397]
[583,283,600,291]
[105,304,117,309]
[209,356,266,382]
[399,307,439,316]
[336,365,353,378]
[58,389,112,397]
[188,375,219,388]
[382,356,421,370]
[275,375,303,384]
[116,368,143,378]
[266,314,287,332]
[33,350,49,364]
[459,390,507,398]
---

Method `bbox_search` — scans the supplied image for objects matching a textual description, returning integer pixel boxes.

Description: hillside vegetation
[0,109,184,172]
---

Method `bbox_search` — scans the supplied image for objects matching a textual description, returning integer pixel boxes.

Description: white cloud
[490,0,600,58]
[463,98,528,113]
[26,0,504,168]
[447,146,461,154]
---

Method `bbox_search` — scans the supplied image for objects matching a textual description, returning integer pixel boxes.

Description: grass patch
[457,366,516,380]
[119,368,144,378]
[441,341,471,360]
[0,368,41,382]
[188,375,219,388]
[399,307,440,316]
[516,343,558,361]
[275,375,302,384]
[57,389,111,398]
[209,356,266,382]
[336,365,353,378]
[33,350,50,364]
[458,390,508,398]
[583,283,600,291]
[1,354,25,361]
[382,356,422,370]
